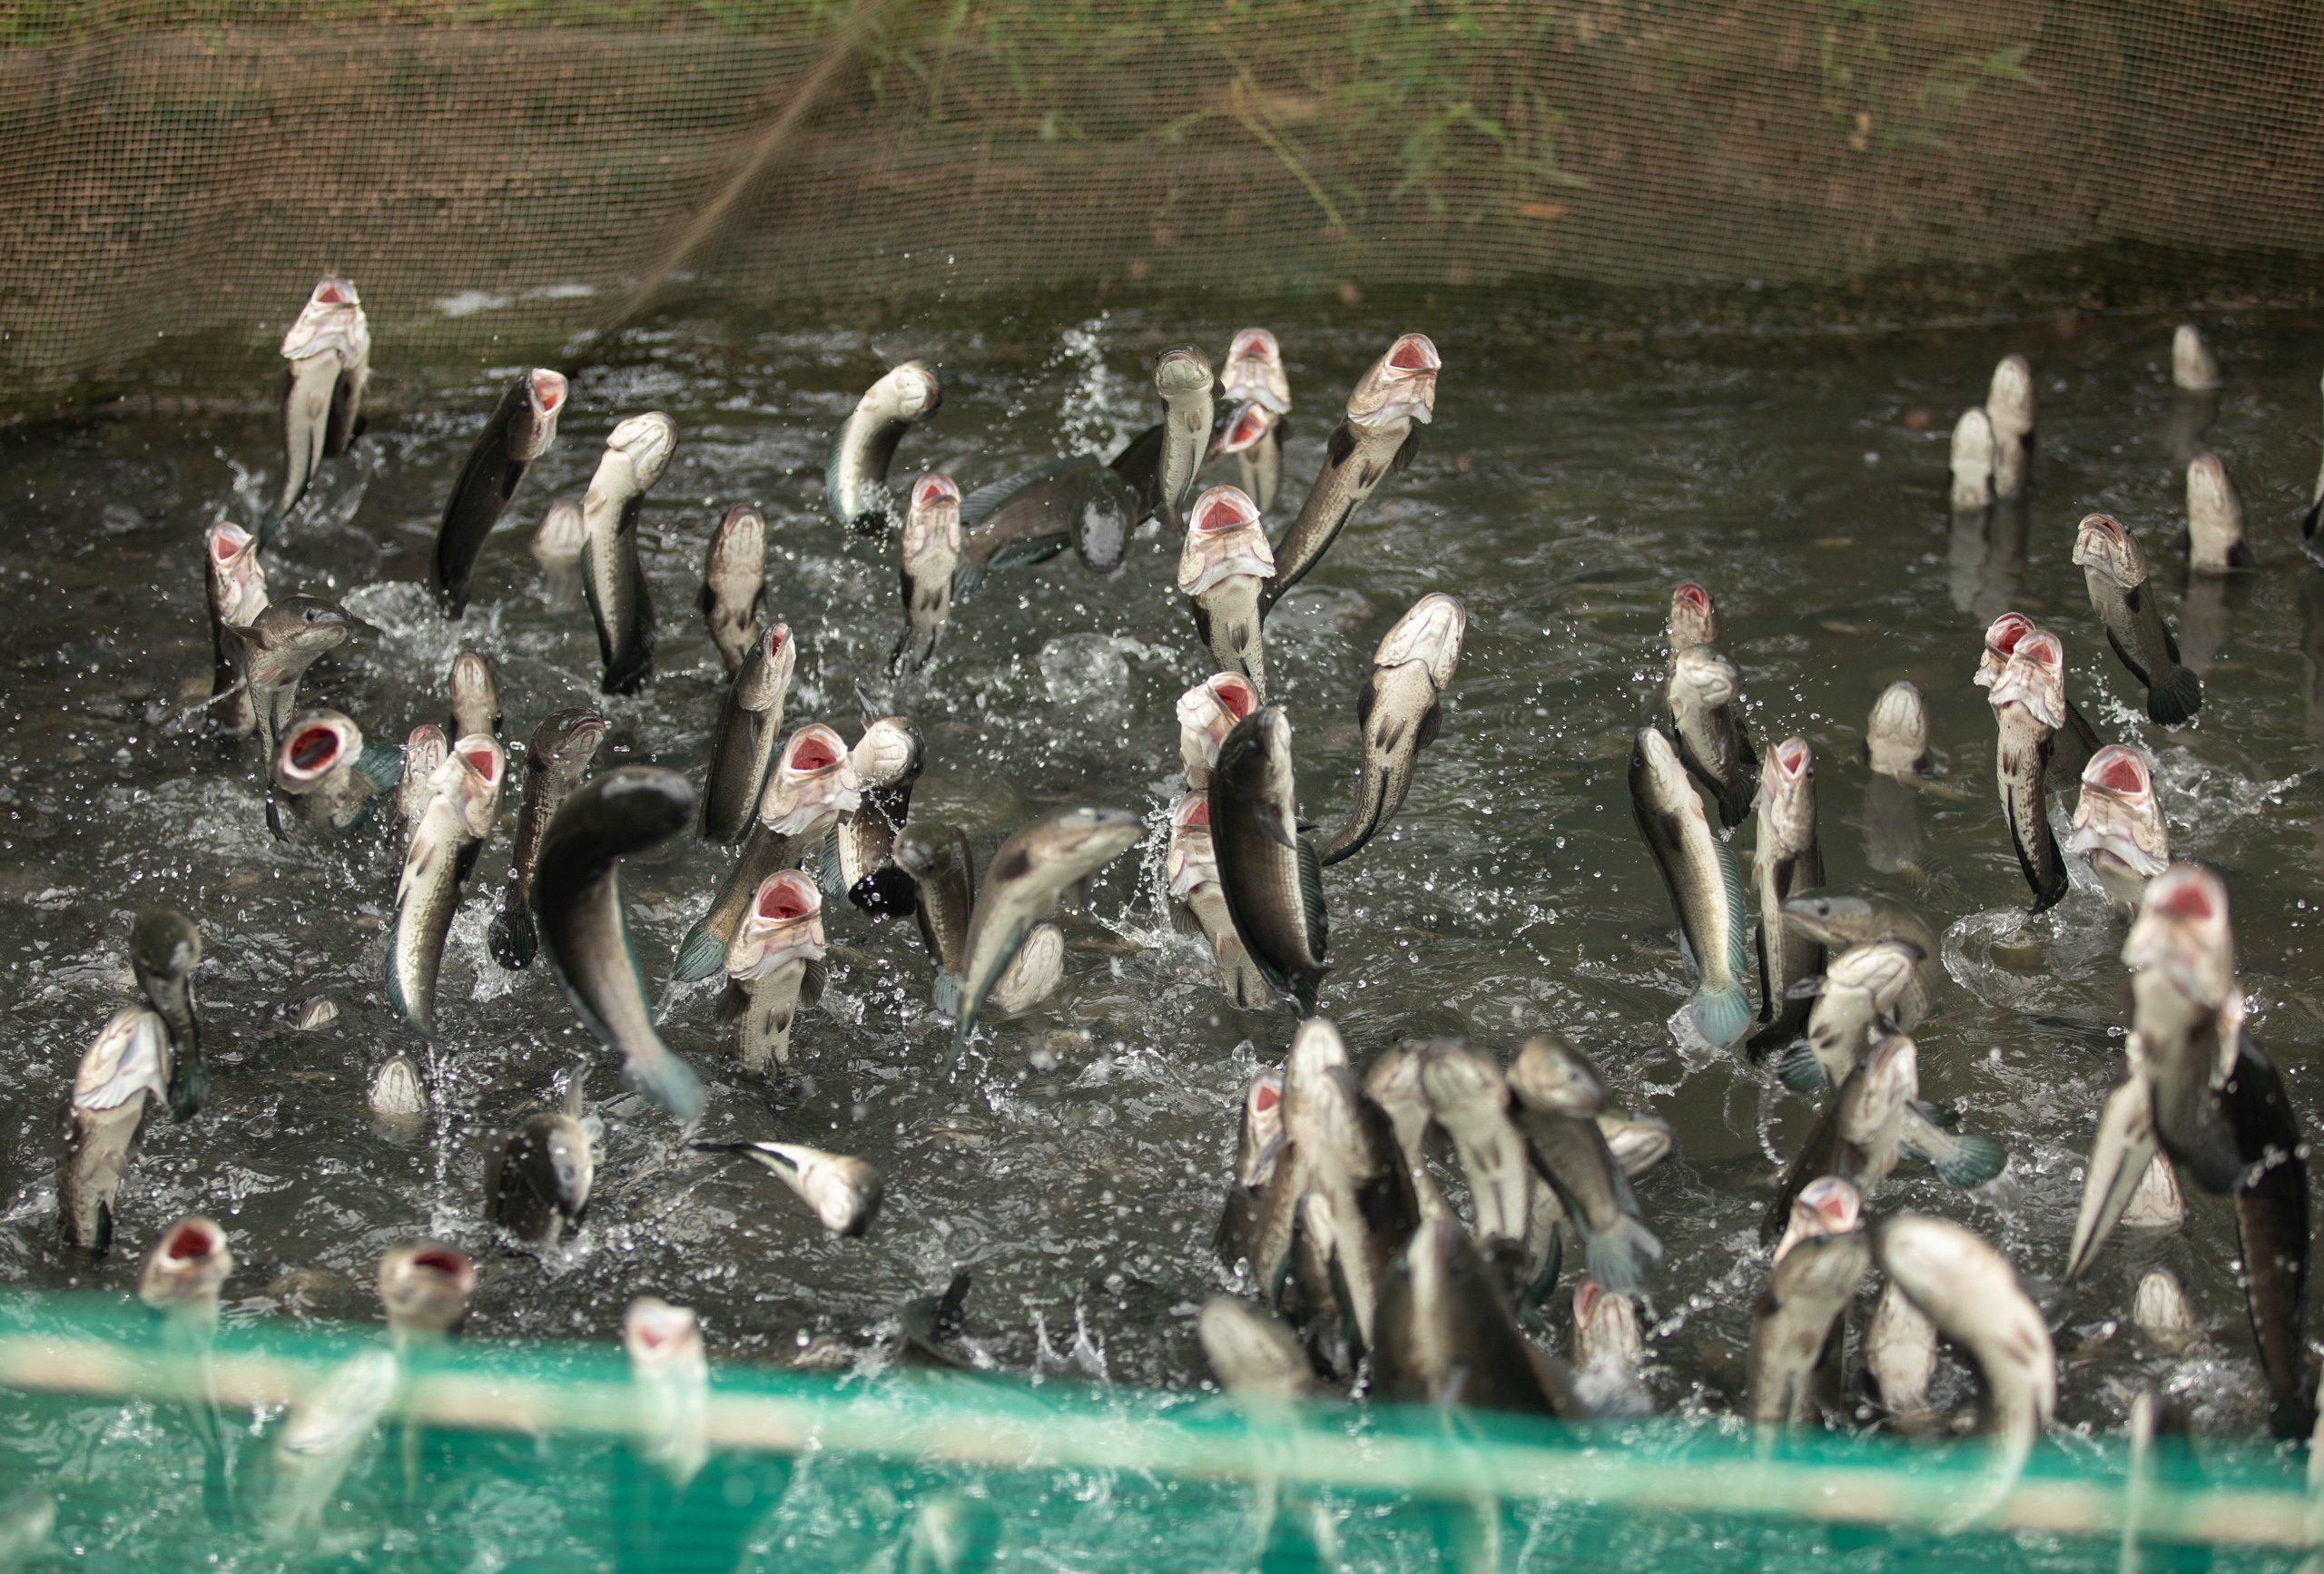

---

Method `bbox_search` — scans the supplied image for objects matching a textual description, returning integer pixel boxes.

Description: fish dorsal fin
[1716,839,1750,979]
[1296,834,1329,957]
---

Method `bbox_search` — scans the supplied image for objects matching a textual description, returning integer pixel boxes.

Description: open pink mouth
[2092,750,2147,795]
[533,371,566,413]
[1986,612,2034,657]
[2016,632,2063,672]
[792,735,841,772]
[1214,676,1256,721]
[1803,1182,1858,1234]
[288,725,341,773]
[460,745,500,785]
[162,1220,219,1263]
[763,625,788,657]
[1673,583,1709,616]
[316,282,349,305]
[1773,739,1809,779]
[1252,1080,1279,1116]
[758,874,819,921]
[631,1319,679,1353]
[1223,406,1273,451]
[1179,796,1212,831]
[2155,877,2214,921]
[1386,334,1440,373]
[1193,492,1254,534]
[912,474,960,510]
[1230,329,1278,361]
[410,1246,470,1278]
[210,526,250,566]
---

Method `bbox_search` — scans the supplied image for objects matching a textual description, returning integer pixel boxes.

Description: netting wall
[5,1,2324,413]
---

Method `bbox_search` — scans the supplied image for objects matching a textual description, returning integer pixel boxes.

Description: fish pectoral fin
[1413,698,1443,753]
[1391,426,1423,476]
[1251,802,1298,849]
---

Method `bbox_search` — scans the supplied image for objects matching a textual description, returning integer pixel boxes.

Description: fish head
[1175,673,1259,783]
[378,1242,476,1335]
[2123,862,2237,1008]
[1986,353,2035,437]
[1415,1039,1509,1122]
[1825,939,1920,1011]
[903,475,964,562]
[1235,1067,1286,1189]
[796,1148,884,1235]
[2132,1266,2199,1339]
[1629,723,1695,803]
[1196,1297,1305,1397]
[448,649,497,717]
[399,725,448,793]
[2069,746,2169,876]
[1773,1176,1864,1264]
[1283,1018,1352,1125]
[848,715,924,792]
[1572,1281,1643,1371]
[1216,401,1280,455]
[1176,485,1275,595]
[1602,1115,1676,1176]
[727,870,827,979]
[2071,512,2148,588]
[1508,1033,1608,1118]
[274,707,362,793]
[537,1117,595,1215]
[369,1055,428,1118]
[1220,329,1291,412]
[1669,643,1739,710]
[1376,593,1467,686]
[436,734,507,837]
[205,519,267,622]
[1166,791,1216,897]
[1153,344,1215,398]
[74,1007,168,1113]
[711,505,765,567]
[1347,333,1440,428]
[760,723,862,833]
[129,908,200,985]
[602,411,678,494]
[137,1215,234,1312]
[876,359,942,422]
[532,496,586,561]
[2185,451,2244,564]
[890,818,968,886]
[1668,582,1717,651]
[1989,629,2066,730]
[1949,407,1996,494]
[251,595,354,663]
[512,369,568,460]
[1847,1034,1920,1134]
[1864,683,1928,774]
[542,707,610,767]
[1022,805,1145,883]
[1974,611,2036,688]
[280,276,367,360]
[1760,736,1816,843]
[623,1297,706,1379]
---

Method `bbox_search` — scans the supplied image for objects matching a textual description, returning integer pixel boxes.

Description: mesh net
[8,2,2324,414]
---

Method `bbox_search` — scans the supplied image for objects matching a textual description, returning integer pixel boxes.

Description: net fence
[5,2,2324,415]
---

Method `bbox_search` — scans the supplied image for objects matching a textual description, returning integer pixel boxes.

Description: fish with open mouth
[533,767,704,1122]
[1264,333,1437,610]
[693,1140,882,1236]
[272,707,402,835]
[1974,611,2101,783]
[1666,581,1718,669]
[1746,736,1822,1055]
[2184,453,2255,574]
[1985,353,2035,500]
[699,505,766,675]
[202,520,266,735]
[1214,328,1293,511]
[2068,744,2170,920]
[224,595,353,836]
[1176,671,1259,790]
[485,1067,595,1244]
[489,707,608,969]
[1166,792,1271,1008]
[385,734,504,1038]
[827,361,942,535]
[1630,725,1751,1048]
[430,368,566,615]
[1987,625,2070,912]
[2073,512,2202,725]
[582,412,677,694]
[1209,707,1328,1014]
[700,623,795,845]
[265,276,370,542]
[953,457,1139,593]
[674,724,862,983]
[1664,642,1758,829]
[937,806,1142,1064]
[896,474,962,673]
[835,715,924,915]
[1747,1176,1866,1427]
[378,1243,475,1347]
[1318,593,1463,866]
[1215,1067,1288,1275]
[131,906,207,1122]
[720,871,827,1074]
[1177,485,1276,699]
[139,1215,235,1521]
[60,1007,168,1252]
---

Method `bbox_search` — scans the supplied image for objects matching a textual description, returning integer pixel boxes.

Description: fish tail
[672,918,729,983]
[1742,1006,1804,1059]
[488,900,537,970]
[625,1046,705,1125]
[1902,1114,2008,1188]
[166,1054,208,1124]
[1771,1040,1828,1095]
[2147,664,2202,726]
[1581,1215,1664,1296]
[931,970,966,1020]
[1216,938,1271,1010]
[1689,981,1752,1050]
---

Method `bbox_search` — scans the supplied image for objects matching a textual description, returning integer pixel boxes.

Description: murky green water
[2,298,2321,1561]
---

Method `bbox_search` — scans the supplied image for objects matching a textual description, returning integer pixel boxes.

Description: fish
[1149,345,1216,529]
[59,1007,166,1252]
[377,1243,475,1345]
[533,767,705,1122]
[2122,863,2243,1192]
[699,504,766,674]
[1864,681,1930,779]
[581,411,677,694]
[1508,1034,1664,1294]
[1974,611,2102,783]
[623,1298,708,1490]
[1370,1216,1577,1418]
[1319,592,1464,865]
[1264,333,1437,609]
[2184,452,2255,574]
[902,1493,1001,1574]
[2172,323,2221,391]
[1601,1112,1678,1178]
[139,1214,234,1520]
[1667,581,1718,662]
[2073,512,2202,725]
[1208,707,1328,1014]
[1789,938,1928,1089]
[488,707,608,969]
[1746,736,1822,1056]
[272,707,402,834]
[484,1067,595,1244]
[448,649,500,741]
[937,806,1142,1063]
[395,725,448,853]
[719,871,827,1073]
[827,361,942,534]
[835,715,924,915]
[693,1139,882,1236]
[1165,792,1271,1008]
[1571,1281,1651,1416]
[2219,1027,2314,1438]
[1414,1042,1534,1254]
[954,456,1139,591]
[266,276,370,540]
[532,496,586,576]
[1948,407,1995,512]
[1216,1067,1289,1274]
[384,734,504,1038]
[1988,625,2070,912]
[1664,643,1758,828]
[1197,1296,1325,1402]
[1629,725,1752,1048]
[202,519,265,735]
[429,368,567,615]
[2132,1266,2201,1353]
[1778,892,1943,979]
[1216,401,1285,519]
[224,595,353,834]
[896,474,963,672]
[130,907,206,1121]
[1746,1176,1866,1427]
[1177,485,1275,699]
[1985,352,2035,500]
[672,723,862,982]
[1217,328,1292,511]
[893,819,976,980]
[699,623,795,845]
[368,1056,428,1129]
[1175,671,1259,790]
[1361,1041,1453,1230]
[1863,1275,1938,1427]
[1764,1032,1918,1241]
[2068,744,2169,920]
[1278,1038,1424,1365]
[1876,1214,2055,1519]
[257,1346,399,1548]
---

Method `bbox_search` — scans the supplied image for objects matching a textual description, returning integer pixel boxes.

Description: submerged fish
[489,707,608,969]
[1319,592,1463,865]
[267,276,370,539]
[202,520,266,735]
[2068,744,2169,920]
[139,1212,234,1520]
[1209,707,1328,1014]
[1629,725,1751,1048]
[1176,671,1259,791]
[2073,512,2201,725]
[694,1140,882,1236]
[699,504,766,675]
[699,623,795,845]
[429,368,566,615]
[720,871,827,1074]
[130,906,207,1122]
[624,1298,708,1490]
[827,361,942,534]
[272,707,401,835]
[1177,485,1275,700]
[60,1008,168,1252]
[581,412,677,694]
[896,474,963,672]
[2185,453,2254,574]
[1747,736,1822,1055]
[1264,333,1437,609]
[384,735,504,1038]
[485,1068,595,1244]
[1664,643,1758,829]
[1987,625,2069,912]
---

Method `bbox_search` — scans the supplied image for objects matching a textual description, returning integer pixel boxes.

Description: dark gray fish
[1208,707,1327,1014]
[202,520,265,735]
[894,819,976,979]
[1319,593,1463,866]
[1630,725,1751,1048]
[581,412,676,694]
[2073,512,2201,725]
[1371,1216,1578,1418]
[1177,484,1275,699]
[699,505,766,675]
[1762,1032,1917,1242]
[699,623,795,845]
[954,456,1137,594]
[1745,735,1821,1055]
[265,277,369,541]
[532,767,704,1123]
[60,1007,166,1253]
[896,475,962,672]
[1165,792,1271,1008]
[485,1069,595,1244]
[1508,1035,1663,1294]
[130,907,205,1122]
[385,736,504,1038]
[489,707,608,969]
[1263,333,1438,611]
[224,595,353,835]
[2220,1028,2313,1439]
[1274,1022,1419,1362]
[827,361,941,535]
[1176,671,1261,791]
[1150,345,1215,530]
[694,1139,881,1236]
[1974,611,2101,784]
[1986,625,2069,913]
[272,707,402,835]
[429,368,567,615]
[836,715,923,916]
[1665,643,1758,829]
[718,871,826,1074]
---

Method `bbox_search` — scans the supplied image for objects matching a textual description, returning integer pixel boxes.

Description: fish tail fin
[931,970,965,1021]
[625,1047,705,1126]
[1771,1040,1828,1095]
[672,918,728,983]
[1216,938,1271,1010]
[166,1057,207,1124]
[1743,1006,1803,1058]
[1581,1215,1664,1297]
[1689,981,1752,1050]
[1716,773,1755,831]
[487,900,536,970]
[1902,1117,2008,1189]
[2148,664,2202,726]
